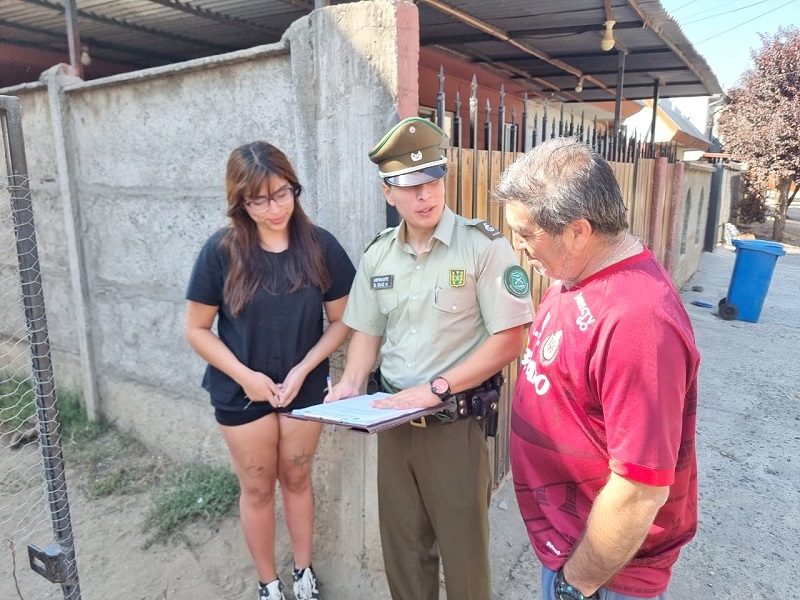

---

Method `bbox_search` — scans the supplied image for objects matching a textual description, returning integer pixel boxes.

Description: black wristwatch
[554,567,599,600]
[430,376,451,401]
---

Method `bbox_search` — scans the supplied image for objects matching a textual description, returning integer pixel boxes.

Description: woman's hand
[241,370,283,408]
[277,364,309,407]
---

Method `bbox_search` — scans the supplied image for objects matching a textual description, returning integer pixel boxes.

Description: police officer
[327,117,533,600]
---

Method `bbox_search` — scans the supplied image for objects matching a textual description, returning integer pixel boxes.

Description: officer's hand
[324,380,360,403]
[371,384,441,409]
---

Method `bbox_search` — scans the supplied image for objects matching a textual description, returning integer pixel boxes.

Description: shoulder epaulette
[363,227,394,253]
[468,219,504,241]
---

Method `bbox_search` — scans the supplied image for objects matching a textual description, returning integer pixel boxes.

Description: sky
[658,0,800,91]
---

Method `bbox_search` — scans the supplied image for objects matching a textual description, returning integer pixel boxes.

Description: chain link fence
[1,95,81,600]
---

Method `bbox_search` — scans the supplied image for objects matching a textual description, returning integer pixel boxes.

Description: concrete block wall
[0,1,419,597]
[672,161,715,288]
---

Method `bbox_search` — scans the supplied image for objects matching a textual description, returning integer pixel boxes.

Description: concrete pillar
[663,162,685,278]
[285,2,419,597]
[43,64,100,420]
[648,156,668,262]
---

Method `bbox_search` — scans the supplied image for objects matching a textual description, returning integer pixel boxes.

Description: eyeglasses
[244,185,296,211]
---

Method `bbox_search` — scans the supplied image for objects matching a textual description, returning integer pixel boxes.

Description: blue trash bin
[719,239,786,323]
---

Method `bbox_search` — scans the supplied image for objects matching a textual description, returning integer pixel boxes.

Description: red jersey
[510,247,699,597]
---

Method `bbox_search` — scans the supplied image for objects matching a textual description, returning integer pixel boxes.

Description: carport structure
[2,0,722,112]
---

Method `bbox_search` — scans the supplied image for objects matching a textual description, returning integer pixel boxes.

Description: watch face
[431,378,449,395]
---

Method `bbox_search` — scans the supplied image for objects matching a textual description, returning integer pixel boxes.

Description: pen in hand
[243,396,252,411]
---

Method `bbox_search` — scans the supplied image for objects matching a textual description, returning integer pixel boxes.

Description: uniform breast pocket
[375,291,400,343]
[433,288,478,336]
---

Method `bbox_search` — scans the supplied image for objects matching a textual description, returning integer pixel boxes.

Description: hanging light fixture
[80,45,92,66]
[574,76,585,93]
[600,20,616,52]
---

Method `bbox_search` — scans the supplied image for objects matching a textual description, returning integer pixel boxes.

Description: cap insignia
[410,151,422,162]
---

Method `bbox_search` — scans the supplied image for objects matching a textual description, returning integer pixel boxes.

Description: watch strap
[554,567,599,600]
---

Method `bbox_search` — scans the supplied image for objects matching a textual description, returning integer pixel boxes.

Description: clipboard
[287,392,453,434]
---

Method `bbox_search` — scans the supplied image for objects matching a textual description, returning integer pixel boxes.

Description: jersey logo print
[539,330,562,366]
[520,346,551,396]
[574,291,595,331]
[523,312,552,395]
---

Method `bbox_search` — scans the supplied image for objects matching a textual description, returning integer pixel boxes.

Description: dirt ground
[3,206,798,600]
[0,439,257,600]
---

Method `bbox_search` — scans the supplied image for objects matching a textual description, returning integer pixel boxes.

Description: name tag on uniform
[371,275,394,290]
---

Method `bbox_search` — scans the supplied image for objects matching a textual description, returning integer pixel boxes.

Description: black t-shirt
[186,226,356,411]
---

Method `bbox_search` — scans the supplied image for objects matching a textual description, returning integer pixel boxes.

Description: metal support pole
[1,95,81,599]
[453,91,462,148]
[613,50,626,134]
[497,85,505,152]
[649,78,660,147]
[64,0,84,79]
[484,99,492,151]
[520,93,528,151]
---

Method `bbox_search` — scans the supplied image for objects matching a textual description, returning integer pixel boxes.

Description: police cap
[369,117,447,187]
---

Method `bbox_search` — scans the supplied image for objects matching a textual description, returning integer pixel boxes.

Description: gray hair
[493,137,628,236]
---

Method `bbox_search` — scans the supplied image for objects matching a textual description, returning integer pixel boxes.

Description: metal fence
[1,95,81,600]
[436,70,679,162]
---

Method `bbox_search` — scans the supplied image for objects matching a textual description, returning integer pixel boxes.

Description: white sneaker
[258,579,286,600]
[292,566,320,600]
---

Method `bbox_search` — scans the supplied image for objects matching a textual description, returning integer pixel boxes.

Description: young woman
[185,141,355,600]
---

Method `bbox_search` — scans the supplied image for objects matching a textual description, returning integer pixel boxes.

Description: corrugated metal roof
[0,0,721,101]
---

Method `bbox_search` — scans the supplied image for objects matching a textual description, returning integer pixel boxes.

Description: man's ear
[564,219,594,251]
[381,182,395,207]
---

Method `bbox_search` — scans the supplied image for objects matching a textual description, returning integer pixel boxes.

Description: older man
[494,137,699,600]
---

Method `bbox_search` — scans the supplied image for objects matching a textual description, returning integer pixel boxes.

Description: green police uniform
[344,203,534,600]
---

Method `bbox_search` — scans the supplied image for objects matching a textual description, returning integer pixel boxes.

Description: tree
[717,27,800,241]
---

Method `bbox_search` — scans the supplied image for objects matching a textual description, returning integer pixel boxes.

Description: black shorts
[215,404,287,426]
[214,394,323,427]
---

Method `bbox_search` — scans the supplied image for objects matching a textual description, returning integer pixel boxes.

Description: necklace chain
[618,237,640,259]
[596,233,629,273]
[596,234,640,275]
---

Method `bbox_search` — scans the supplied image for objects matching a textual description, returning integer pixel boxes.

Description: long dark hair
[221,141,331,316]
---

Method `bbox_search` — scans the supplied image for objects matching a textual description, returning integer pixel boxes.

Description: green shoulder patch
[363,227,394,253]
[468,220,504,241]
[503,265,530,297]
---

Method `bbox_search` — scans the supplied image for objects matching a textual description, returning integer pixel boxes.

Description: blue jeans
[541,566,669,600]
